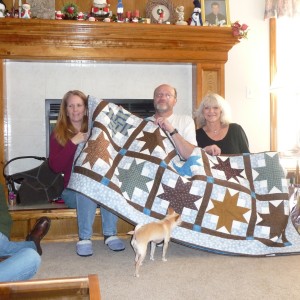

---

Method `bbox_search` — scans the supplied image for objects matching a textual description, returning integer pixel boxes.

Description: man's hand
[155,117,174,133]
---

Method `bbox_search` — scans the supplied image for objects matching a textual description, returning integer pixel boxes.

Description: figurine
[117,0,124,22]
[190,0,203,26]
[55,10,63,20]
[175,6,187,25]
[91,0,109,20]
[0,2,5,18]
[77,11,84,20]
[158,10,164,24]
[21,3,30,19]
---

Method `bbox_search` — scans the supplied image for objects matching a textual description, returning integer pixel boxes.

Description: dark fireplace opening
[45,98,155,156]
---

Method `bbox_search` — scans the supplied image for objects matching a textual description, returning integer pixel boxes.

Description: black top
[196,123,250,154]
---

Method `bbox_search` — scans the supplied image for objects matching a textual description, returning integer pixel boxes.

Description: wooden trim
[193,63,225,125]
[269,18,277,151]
[89,274,102,300]
[0,59,4,187]
[0,274,101,299]
[0,19,238,63]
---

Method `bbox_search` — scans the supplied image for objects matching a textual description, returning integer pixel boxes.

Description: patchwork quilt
[68,96,300,256]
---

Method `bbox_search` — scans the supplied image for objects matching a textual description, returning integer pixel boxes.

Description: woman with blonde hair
[49,90,125,256]
[195,93,249,155]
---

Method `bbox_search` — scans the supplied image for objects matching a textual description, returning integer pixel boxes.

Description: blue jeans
[62,189,118,239]
[0,232,41,282]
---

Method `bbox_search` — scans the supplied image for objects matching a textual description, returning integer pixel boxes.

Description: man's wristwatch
[170,128,178,136]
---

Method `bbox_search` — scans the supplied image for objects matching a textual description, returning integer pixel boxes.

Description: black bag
[3,156,64,205]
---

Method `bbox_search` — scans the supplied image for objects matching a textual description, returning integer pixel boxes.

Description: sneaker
[76,240,93,257]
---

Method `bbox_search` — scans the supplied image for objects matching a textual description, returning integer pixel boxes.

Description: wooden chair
[0,274,101,299]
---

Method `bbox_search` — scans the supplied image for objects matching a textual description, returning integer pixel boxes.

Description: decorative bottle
[117,0,123,22]
[9,191,16,206]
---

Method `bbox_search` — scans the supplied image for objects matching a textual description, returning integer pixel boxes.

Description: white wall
[226,0,270,153]
[5,0,269,173]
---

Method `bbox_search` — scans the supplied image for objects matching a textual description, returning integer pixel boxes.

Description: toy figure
[91,0,109,19]
[190,0,202,26]
[77,11,84,20]
[21,3,30,19]
[117,0,124,22]
[175,6,187,25]
[0,4,5,18]
[158,10,164,24]
[0,0,5,18]
[55,10,63,20]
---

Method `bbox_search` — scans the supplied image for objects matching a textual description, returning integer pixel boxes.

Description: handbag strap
[2,156,46,179]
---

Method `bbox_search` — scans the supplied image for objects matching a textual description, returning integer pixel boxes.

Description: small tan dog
[128,207,181,277]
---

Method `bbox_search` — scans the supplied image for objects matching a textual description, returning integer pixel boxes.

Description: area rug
[68,96,300,256]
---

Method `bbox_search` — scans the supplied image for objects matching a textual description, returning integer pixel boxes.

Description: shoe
[77,240,93,257]
[104,236,125,251]
[26,217,51,256]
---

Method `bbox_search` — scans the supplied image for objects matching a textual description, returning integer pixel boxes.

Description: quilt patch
[68,96,300,256]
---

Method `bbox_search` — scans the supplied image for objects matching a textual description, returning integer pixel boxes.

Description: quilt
[68,96,300,256]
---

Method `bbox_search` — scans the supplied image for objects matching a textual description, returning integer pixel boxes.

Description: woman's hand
[71,132,89,145]
[204,145,221,156]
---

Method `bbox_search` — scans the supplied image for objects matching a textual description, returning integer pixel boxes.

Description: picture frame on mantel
[27,0,55,19]
[146,0,176,24]
[201,0,230,26]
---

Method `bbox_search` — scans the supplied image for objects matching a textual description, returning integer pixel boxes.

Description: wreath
[62,2,79,19]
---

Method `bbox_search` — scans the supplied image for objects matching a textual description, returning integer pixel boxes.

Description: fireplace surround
[0,18,239,185]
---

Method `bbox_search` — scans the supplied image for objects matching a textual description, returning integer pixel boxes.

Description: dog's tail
[127,224,143,236]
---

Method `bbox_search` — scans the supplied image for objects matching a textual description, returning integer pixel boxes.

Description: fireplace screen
[45,99,155,156]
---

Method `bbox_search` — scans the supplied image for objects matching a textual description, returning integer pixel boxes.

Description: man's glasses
[155,93,175,99]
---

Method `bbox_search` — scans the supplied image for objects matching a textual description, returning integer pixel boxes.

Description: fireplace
[45,98,155,156]
[0,19,239,184]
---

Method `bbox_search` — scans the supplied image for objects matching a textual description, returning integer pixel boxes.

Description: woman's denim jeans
[0,233,41,282]
[62,189,118,239]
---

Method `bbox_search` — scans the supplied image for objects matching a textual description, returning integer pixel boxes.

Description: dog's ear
[127,231,135,235]
[167,207,175,214]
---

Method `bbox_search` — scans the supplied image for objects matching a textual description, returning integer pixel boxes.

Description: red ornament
[67,6,74,14]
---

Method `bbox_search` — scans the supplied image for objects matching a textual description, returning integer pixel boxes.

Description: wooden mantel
[0,18,239,184]
[0,18,238,62]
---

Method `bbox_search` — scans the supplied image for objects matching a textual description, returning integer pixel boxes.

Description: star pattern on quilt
[116,160,152,199]
[157,177,201,214]
[173,156,202,177]
[207,189,250,232]
[104,107,135,137]
[212,157,244,181]
[137,128,166,153]
[82,132,111,168]
[257,201,288,239]
[254,154,285,192]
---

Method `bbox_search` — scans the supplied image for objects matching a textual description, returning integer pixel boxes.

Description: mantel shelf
[0,18,239,63]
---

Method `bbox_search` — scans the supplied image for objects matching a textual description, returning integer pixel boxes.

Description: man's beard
[155,103,169,113]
